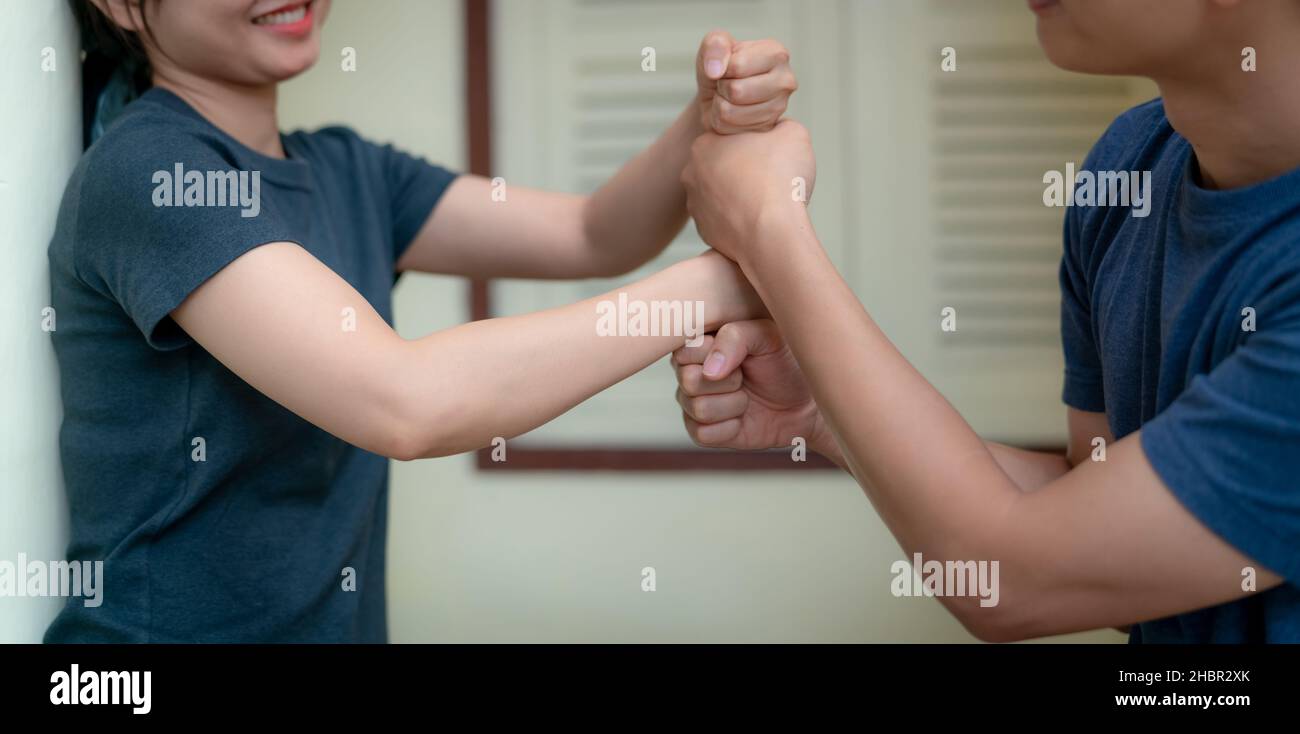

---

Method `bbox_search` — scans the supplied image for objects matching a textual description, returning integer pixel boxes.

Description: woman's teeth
[253,4,307,25]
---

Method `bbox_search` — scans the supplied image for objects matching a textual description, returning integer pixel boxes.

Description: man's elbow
[941,585,1041,644]
[959,611,1030,644]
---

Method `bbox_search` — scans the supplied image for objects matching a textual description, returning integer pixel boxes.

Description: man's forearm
[738,211,1022,564]
[581,102,706,273]
[815,432,1070,493]
[987,443,1073,492]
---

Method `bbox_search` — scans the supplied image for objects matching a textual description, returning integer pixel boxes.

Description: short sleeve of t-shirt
[1056,103,1163,415]
[1141,281,1300,584]
[72,109,459,352]
[1058,205,1107,413]
[74,125,298,351]
[374,141,459,264]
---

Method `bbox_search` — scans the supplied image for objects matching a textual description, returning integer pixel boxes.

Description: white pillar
[0,0,82,642]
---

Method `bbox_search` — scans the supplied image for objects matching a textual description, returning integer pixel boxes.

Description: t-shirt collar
[138,86,313,191]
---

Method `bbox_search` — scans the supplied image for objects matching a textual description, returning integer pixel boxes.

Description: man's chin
[1037,29,1109,75]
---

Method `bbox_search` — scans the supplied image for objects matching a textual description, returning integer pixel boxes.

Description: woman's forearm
[396,252,757,458]
[581,102,706,274]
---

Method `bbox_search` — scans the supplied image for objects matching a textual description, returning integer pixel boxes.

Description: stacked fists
[688,31,816,264]
[678,33,824,454]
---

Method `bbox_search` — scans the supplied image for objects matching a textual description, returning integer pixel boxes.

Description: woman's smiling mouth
[252,1,315,36]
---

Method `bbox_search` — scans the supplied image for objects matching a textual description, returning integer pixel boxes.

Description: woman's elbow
[379,405,466,462]
[380,425,430,463]
[385,429,475,462]
[380,389,484,461]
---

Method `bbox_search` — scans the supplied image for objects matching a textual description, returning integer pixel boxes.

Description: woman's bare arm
[173,243,760,460]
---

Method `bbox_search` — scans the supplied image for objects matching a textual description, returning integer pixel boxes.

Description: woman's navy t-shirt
[1060,99,1300,642]
[45,87,457,642]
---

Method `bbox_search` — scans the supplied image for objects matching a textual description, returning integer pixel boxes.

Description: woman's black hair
[70,0,156,147]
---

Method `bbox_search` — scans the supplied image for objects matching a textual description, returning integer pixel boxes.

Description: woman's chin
[265,48,322,83]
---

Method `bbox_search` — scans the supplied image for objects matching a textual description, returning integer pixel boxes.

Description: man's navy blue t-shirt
[45,87,457,642]
[1060,99,1300,642]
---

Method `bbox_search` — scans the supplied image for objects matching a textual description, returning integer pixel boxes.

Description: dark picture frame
[462,0,836,471]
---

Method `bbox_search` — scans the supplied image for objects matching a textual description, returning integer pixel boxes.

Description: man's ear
[89,0,146,33]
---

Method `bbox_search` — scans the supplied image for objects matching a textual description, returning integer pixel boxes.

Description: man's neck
[1158,55,1300,191]
[152,70,284,159]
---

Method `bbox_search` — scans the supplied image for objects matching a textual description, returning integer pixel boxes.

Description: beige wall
[0,0,80,644]
[280,0,1122,644]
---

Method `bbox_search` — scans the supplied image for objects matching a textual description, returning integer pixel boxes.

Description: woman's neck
[152,69,285,159]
